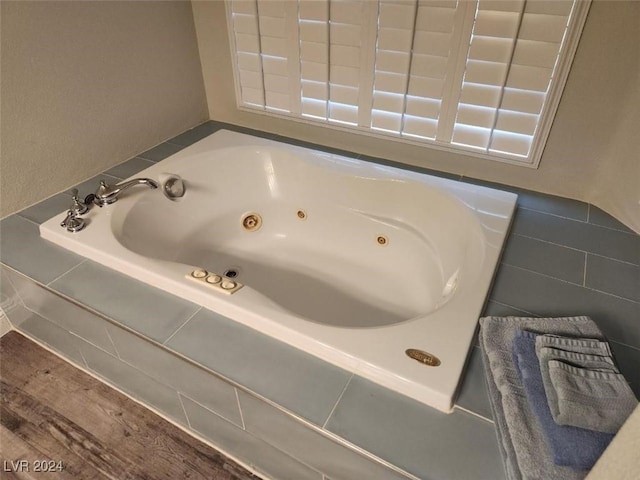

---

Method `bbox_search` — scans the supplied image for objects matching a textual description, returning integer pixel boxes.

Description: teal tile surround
[2,120,639,480]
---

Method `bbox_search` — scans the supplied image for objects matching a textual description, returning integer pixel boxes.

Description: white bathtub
[41,130,517,412]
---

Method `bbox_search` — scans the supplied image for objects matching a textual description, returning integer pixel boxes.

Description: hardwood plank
[1,425,101,480]
[0,332,261,480]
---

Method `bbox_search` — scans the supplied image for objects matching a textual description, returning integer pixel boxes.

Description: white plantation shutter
[226,0,590,166]
[451,0,575,158]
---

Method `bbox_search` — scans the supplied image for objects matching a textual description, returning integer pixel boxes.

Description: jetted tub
[40,130,517,412]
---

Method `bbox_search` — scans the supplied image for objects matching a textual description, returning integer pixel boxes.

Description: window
[226,0,590,167]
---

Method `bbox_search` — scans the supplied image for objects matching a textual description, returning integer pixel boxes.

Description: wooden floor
[0,331,261,480]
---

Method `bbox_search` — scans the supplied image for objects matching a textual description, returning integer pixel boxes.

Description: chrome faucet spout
[94,178,158,206]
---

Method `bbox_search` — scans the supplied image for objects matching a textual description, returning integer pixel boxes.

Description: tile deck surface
[1,121,638,480]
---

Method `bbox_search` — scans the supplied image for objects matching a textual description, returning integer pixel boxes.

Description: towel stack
[479,316,638,480]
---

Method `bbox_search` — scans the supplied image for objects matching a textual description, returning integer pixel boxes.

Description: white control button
[191,269,207,278]
[206,274,221,284]
[221,280,237,290]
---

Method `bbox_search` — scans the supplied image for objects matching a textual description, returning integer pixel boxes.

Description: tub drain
[241,213,262,231]
[224,269,239,279]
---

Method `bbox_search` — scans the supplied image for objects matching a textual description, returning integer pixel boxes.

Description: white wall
[192,0,639,232]
[1,1,208,218]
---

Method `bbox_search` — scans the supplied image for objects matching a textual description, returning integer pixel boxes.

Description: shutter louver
[227,0,588,166]
[452,0,574,158]
[300,0,330,119]
[229,1,265,107]
[256,1,291,112]
[328,0,366,125]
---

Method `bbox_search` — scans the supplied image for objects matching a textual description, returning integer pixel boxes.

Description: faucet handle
[60,210,86,232]
[69,188,89,215]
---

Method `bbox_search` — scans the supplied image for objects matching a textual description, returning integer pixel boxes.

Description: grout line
[177,393,193,429]
[322,374,353,429]
[586,203,591,223]
[609,339,640,352]
[234,388,246,430]
[162,307,202,345]
[105,326,121,359]
[165,140,189,148]
[511,232,639,267]
[45,259,88,287]
[583,252,588,287]
[499,262,640,304]
[452,404,494,424]
[519,205,637,235]
[485,299,540,317]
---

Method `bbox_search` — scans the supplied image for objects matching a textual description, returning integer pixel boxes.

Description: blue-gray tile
[208,122,277,140]
[72,173,122,198]
[491,264,640,347]
[516,193,589,221]
[4,266,116,355]
[512,208,640,265]
[237,390,412,480]
[107,324,242,426]
[18,192,73,225]
[181,395,322,480]
[0,266,33,327]
[17,312,85,365]
[358,154,461,180]
[586,254,640,302]
[481,300,537,319]
[166,309,352,425]
[0,215,84,284]
[49,261,199,343]
[325,376,505,480]
[455,346,492,420]
[460,179,589,221]
[609,341,640,399]
[167,121,221,146]
[137,142,184,162]
[589,205,636,234]
[502,234,586,284]
[104,157,155,180]
[79,341,187,425]
[272,135,359,158]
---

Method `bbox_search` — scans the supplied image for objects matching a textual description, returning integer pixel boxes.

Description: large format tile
[167,121,221,146]
[358,154,461,180]
[237,390,412,480]
[18,192,73,225]
[4,266,116,355]
[16,312,85,366]
[181,395,322,480]
[609,342,640,398]
[79,341,187,425]
[490,264,640,347]
[325,376,505,480]
[501,233,586,284]
[588,205,636,234]
[104,157,155,180]
[512,208,640,265]
[166,309,352,426]
[0,215,84,285]
[459,179,589,220]
[585,254,640,302]
[137,142,185,162]
[1,266,33,327]
[455,346,492,420]
[50,261,199,343]
[107,324,242,426]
